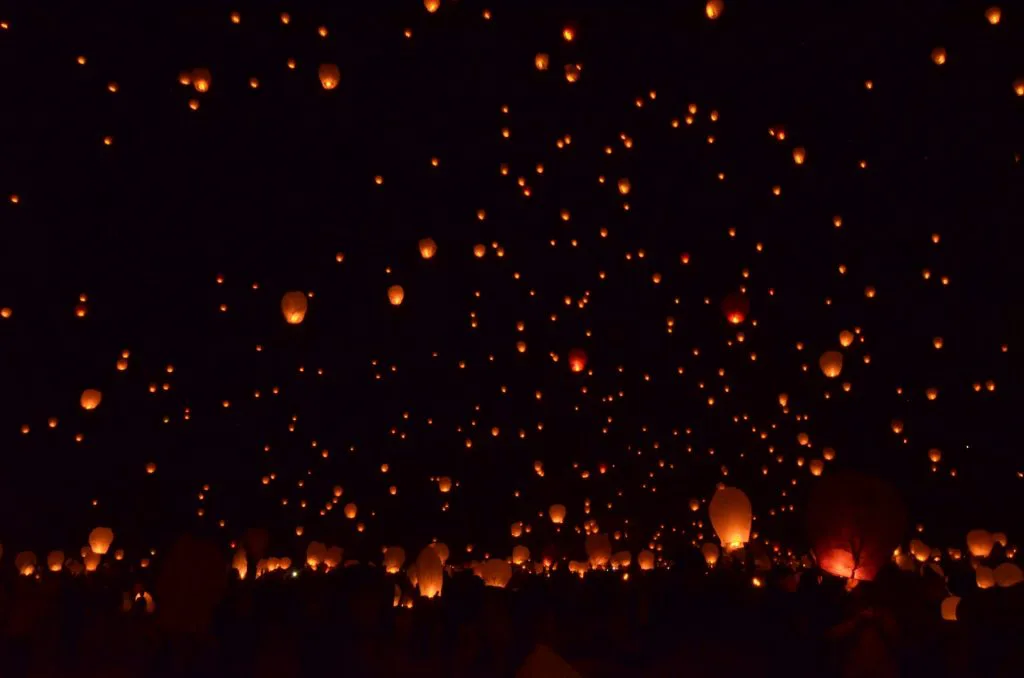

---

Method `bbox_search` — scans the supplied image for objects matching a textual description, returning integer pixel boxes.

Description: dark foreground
[0,564,1021,678]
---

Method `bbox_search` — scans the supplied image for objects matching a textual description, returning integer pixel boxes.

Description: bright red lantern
[807,471,906,581]
[568,348,587,373]
[721,293,750,325]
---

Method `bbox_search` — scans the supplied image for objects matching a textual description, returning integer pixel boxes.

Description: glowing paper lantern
[232,549,248,580]
[512,545,530,565]
[549,504,567,524]
[383,547,406,574]
[418,238,437,259]
[88,527,114,555]
[568,348,587,373]
[344,503,357,519]
[966,529,994,558]
[306,542,327,569]
[807,471,906,581]
[318,63,340,90]
[585,533,612,569]
[429,542,449,565]
[388,285,405,306]
[708,486,752,550]
[80,389,102,410]
[976,566,995,589]
[994,562,1022,587]
[437,476,452,493]
[839,330,854,348]
[281,291,308,324]
[819,350,843,378]
[940,596,960,621]
[638,550,655,571]
[15,551,36,576]
[47,550,64,572]
[721,292,750,325]
[705,0,724,20]
[702,543,720,567]
[478,559,512,587]
[415,546,444,597]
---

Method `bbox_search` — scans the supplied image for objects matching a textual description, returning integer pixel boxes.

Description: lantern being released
[721,292,750,325]
[807,471,906,581]
[709,486,752,550]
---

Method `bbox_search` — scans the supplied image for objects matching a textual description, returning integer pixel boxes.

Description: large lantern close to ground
[709,486,752,550]
[807,471,906,581]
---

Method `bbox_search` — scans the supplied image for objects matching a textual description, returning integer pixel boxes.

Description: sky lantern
[708,486,752,550]
[721,292,749,325]
[15,552,36,576]
[839,330,854,348]
[809,459,824,476]
[478,559,512,587]
[807,471,906,581]
[424,0,440,13]
[617,178,631,195]
[429,542,449,565]
[306,542,327,569]
[418,238,437,259]
[994,563,1023,587]
[985,6,1001,24]
[702,543,720,567]
[941,596,960,621]
[191,68,211,92]
[344,503,357,519]
[976,566,995,589]
[80,389,102,410]
[931,47,947,65]
[512,545,530,565]
[638,550,655,571]
[511,522,523,538]
[966,529,994,558]
[568,348,587,373]
[585,533,612,569]
[705,0,724,20]
[819,350,843,378]
[535,53,549,71]
[549,504,567,524]
[792,147,806,165]
[231,549,247,580]
[437,476,452,493]
[318,63,340,90]
[88,527,114,555]
[281,291,308,324]
[415,546,444,597]
[47,550,64,572]
[388,285,405,306]
[383,547,406,574]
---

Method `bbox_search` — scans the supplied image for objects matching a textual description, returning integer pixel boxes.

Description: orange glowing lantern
[807,471,906,581]
[80,389,102,410]
[709,486,752,550]
[568,348,587,373]
[721,292,750,325]
[281,291,308,324]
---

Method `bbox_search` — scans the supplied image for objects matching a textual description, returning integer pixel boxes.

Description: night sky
[0,0,1020,568]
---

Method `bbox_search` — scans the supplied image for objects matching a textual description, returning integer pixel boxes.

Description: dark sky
[0,0,1019,563]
